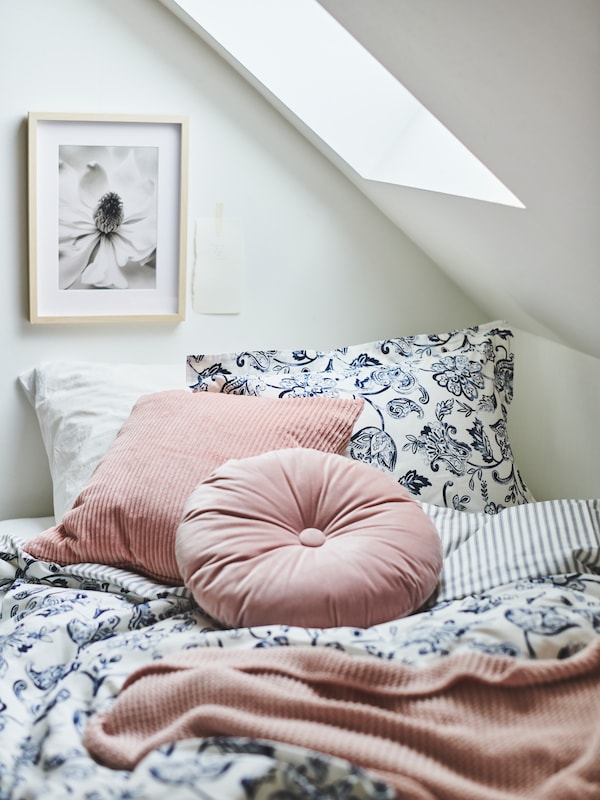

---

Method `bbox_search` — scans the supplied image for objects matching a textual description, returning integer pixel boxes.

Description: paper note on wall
[192,209,244,314]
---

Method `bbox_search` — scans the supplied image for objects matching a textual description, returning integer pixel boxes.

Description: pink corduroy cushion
[23,391,364,584]
[175,448,443,628]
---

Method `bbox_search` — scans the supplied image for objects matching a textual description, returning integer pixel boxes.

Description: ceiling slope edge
[158,0,524,208]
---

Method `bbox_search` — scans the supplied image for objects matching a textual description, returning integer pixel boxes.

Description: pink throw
[85,640,600,799]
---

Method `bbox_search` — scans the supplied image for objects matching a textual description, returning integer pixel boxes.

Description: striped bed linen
[427,498,600,602]
[12,499,600,606]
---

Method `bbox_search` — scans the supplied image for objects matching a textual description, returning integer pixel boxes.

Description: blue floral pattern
[1,520,600,798]
[187,321,534,513]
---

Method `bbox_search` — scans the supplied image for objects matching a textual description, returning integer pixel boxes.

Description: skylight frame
[160,0,524,207]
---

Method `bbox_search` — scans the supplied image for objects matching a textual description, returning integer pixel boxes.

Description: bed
[1,321,599,799]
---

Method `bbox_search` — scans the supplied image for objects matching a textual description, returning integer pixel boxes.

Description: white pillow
[19,361,184,521]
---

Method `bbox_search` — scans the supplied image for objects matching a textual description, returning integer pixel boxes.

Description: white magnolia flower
[58,145,158,290]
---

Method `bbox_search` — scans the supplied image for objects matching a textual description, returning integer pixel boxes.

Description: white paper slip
[192,211,244,314]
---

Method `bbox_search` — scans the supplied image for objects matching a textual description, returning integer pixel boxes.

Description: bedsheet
[1,527,600,799]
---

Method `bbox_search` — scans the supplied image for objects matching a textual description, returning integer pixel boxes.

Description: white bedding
[1,499,600,798]
[0,516,55,542]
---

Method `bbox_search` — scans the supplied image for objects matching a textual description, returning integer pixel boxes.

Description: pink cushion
[24,391,364,584]
[176,448,442,628]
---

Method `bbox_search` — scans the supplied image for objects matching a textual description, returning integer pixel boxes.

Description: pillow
[186,322,534,514]
[176,448,443,628]
[23,391,364,584]
[186,320,515,378]
[19,361,184,521]
[424,498,600,602]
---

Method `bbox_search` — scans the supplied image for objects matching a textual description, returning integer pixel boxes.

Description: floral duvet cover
[1,526,600,800]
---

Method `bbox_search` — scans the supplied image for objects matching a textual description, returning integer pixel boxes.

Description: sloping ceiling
[317,0,600,359]
[163,0,600,358]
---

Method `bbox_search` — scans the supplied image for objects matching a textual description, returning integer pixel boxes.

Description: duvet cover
[1,499,600,799]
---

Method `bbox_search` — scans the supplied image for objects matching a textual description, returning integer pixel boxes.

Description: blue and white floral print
[186,322,534,514]
[1,508,600,798]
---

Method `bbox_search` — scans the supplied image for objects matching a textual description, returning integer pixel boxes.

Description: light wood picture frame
[28,113,188,323]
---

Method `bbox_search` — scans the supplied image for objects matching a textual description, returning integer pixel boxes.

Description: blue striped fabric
[9,532,192,601]
[425,499,600,602]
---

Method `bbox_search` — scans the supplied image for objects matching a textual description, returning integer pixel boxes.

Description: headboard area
[7,319,599,523]
[16,320,535,525]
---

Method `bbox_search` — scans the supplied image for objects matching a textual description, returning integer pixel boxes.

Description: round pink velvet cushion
[175,448,442,629]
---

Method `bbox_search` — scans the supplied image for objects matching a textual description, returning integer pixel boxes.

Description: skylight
[160,0,524,207]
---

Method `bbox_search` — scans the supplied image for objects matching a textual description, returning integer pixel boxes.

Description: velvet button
[298,527,326,547]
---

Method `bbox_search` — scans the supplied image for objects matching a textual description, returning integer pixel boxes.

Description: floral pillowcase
[186,321,534,514]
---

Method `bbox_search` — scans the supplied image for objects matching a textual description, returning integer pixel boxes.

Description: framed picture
[28,113,188,323]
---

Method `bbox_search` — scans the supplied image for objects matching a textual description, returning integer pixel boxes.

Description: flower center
[93,192,124,234]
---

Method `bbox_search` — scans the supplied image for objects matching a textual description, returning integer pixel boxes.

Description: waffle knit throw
[85,639,600,799]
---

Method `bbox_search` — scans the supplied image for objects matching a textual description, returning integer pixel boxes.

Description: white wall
[1,0,595,517]
[510,331,600,503]
[0,0,483,518]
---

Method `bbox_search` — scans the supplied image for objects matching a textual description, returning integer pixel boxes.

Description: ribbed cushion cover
[23,391,364,584]
[84,640,600,799]
[176,448,442,627]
